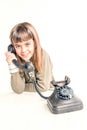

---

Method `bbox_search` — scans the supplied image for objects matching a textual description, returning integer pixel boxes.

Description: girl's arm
[11,72,25,93]
[5,51,26,93]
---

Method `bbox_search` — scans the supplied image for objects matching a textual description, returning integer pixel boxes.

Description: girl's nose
[21,47,26,53]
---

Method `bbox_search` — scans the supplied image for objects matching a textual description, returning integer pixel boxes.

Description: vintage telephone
[8,44,83,114]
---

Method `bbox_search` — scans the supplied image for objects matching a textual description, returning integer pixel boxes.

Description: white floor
[0,89,86,130]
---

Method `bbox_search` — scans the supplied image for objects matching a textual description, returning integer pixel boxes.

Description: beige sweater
[10,49,54,93]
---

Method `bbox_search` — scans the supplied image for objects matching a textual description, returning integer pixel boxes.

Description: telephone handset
[7,44,83,114]
[8,44,16,54]
[8,44,34,72]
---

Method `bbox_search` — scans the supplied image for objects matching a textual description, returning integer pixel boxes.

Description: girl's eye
[25,43,31,46]
[15,45,20,48]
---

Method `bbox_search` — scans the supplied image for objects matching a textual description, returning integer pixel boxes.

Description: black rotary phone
[47,78,83,114]
[8,44,83,114]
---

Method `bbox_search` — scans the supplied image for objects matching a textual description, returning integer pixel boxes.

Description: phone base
[47,96,83,114]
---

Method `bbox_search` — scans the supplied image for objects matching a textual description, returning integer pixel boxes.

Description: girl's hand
[5,52,17,65]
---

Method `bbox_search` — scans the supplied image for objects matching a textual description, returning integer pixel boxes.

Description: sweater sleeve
[11,72,25,94]
[10,50,54,93]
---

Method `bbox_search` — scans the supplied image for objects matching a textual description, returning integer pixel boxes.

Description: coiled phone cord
[12,60,71,100]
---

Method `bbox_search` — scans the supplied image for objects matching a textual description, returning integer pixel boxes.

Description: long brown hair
[10,22,43,72]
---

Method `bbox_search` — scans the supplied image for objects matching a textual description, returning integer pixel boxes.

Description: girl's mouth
[21,53,29,58]
[20,53,31,61]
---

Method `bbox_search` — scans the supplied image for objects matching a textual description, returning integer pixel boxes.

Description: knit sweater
[10,49,54,93]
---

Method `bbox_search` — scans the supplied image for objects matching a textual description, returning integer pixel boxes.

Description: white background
[0,0,87,130]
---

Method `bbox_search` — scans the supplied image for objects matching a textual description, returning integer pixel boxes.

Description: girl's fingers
[5,51,16,64]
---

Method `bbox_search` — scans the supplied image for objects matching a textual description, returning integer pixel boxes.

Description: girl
[5,22,54,94]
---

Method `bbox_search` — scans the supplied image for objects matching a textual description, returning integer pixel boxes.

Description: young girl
[5,22,54,94]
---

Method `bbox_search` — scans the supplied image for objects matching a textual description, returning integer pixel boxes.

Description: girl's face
[14,39,34,61]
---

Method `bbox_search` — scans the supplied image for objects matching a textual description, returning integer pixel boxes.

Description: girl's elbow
[11,85,24,94]
[39,83,51,92]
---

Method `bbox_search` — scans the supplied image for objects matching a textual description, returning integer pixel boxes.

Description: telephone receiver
[7,44,83,114]
[8,44,16,54]
[8,44,34,72]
